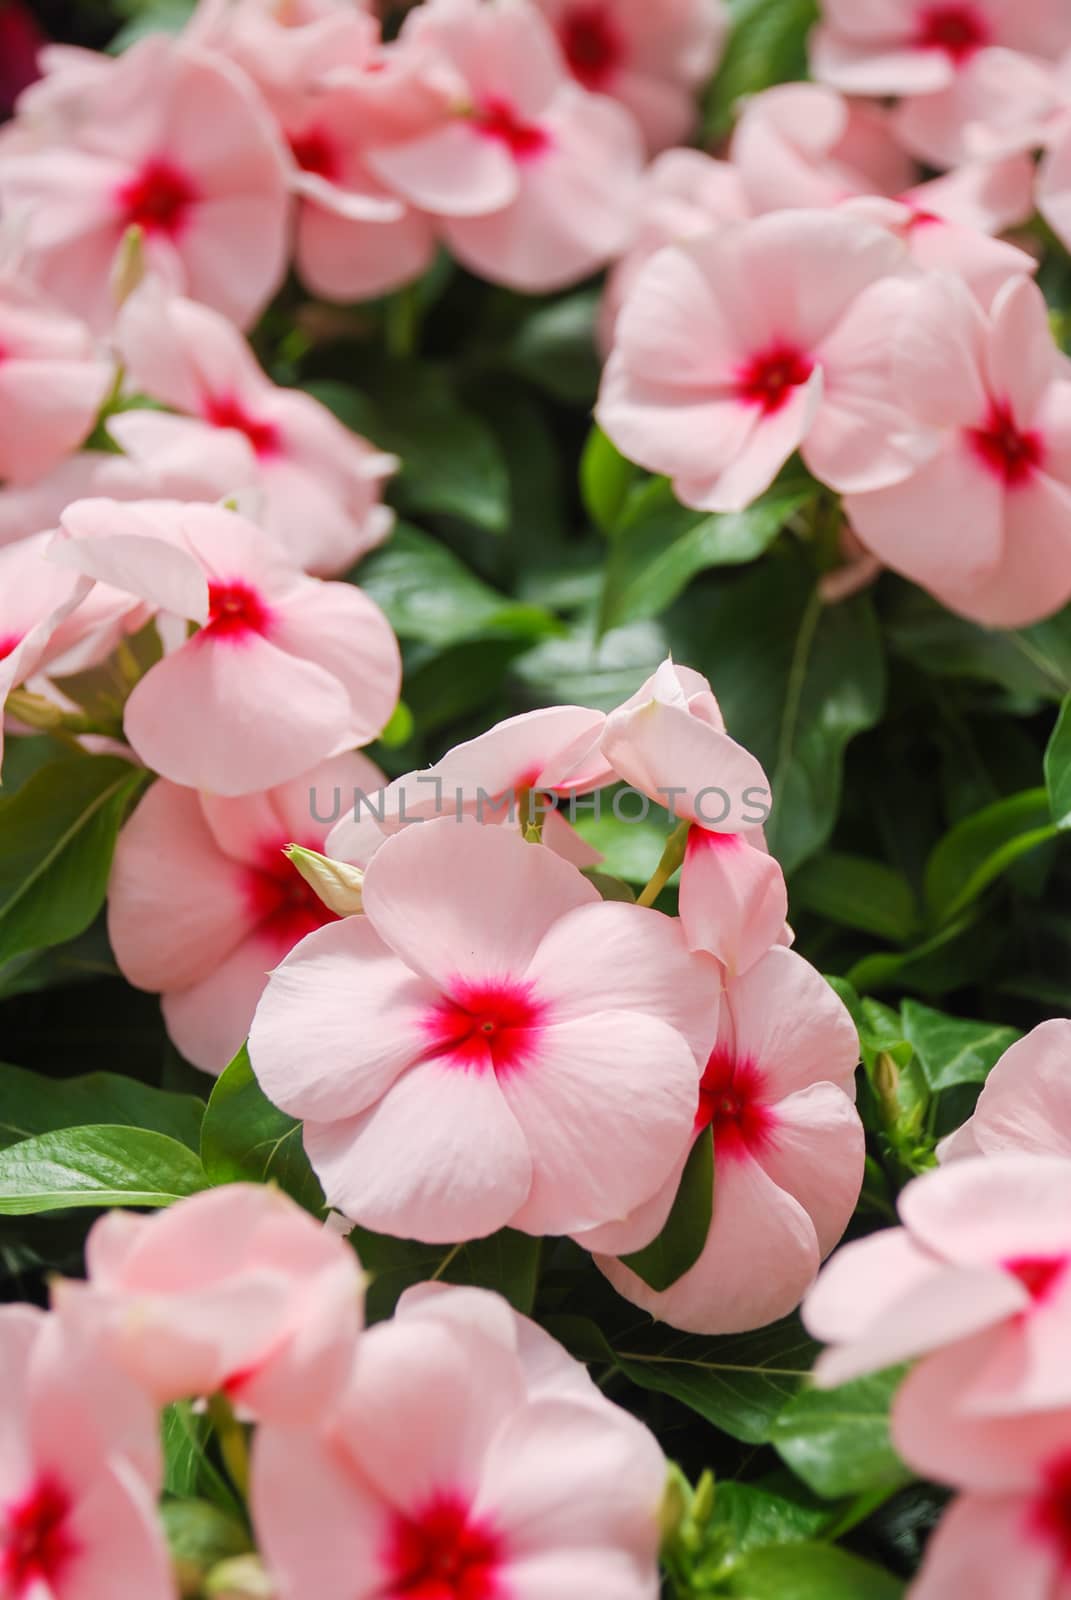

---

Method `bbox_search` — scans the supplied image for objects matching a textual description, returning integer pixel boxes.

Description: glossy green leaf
[1046,693,1071,828]
[0,1126,208,1214]
[506,289,601,404]
[0,755,146,963]
[900,1001,1020,1091]
[599,476,814,633]
[0,1062,203,1153]
[201,1047,324,1215]
[793,853,920,944]
[725,1541,904,1599]
[923,789,1059,924]
[306,373,509,532]
[706,0,820,138]
[622,1128,713,1291]
[354,523,557,647]
[769,1371,910,1499]
[352,1228,542,1322]
[580,425,635,535]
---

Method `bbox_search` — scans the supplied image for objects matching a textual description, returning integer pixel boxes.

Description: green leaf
[599,476,815,633]
[792,853,920,944]
[306,372,510,533]
[201,1047,324,1215]
[900,1001,1021,1091]
[352,1228,542,1322]
[0,1126,208,1214]
[691,550,885,872]
[706,0,820,139]
[580,425,636,535]
[507,289,602,404]
[924,788,1060,924]
[0,755,146,963]
[161,1404,242,1515]
[708,1482,830,1555]
[621,1128,713,1291]
[1046,694,1071,828]
[886,583,1071,702]
[725,1541,904,1599]
[0,1063,203,1153]
[354,523,557,647]
[769,1371,910,1499]
[553,1314,819,1444]
[572,794,676,885]
[160,1499,250,1592]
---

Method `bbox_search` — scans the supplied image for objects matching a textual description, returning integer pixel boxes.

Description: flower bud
[284,845,364,916]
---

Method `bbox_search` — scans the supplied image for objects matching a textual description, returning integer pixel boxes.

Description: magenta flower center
[423,979,546,1075]
[387,1493,504,1599]
[736,342,816,416]
[0,633,21,662]
[559,3,625,90]
[116,157,198,236]
[288,125,339,181]
[0,1478,78,1596]
[474,97,551,161]
[205,580,274,641]
[245,842,340,952]
[968,400,1044,487]
[202,392,281,458]
[914,4,991,63]
[1029,1452,1071,1568]
[696,1048,776,1158]
[1006,1255,1068,1305]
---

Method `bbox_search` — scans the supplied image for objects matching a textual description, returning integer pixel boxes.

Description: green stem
[637,821,690,909]
[385,284,420,358]
[431,1242,464,1281]
[208,1396,251,1502]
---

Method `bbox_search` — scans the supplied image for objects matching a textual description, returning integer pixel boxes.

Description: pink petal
[723,946,860,1101]
[503,1012,702,1237]
[678,827,788,977]
[63,1460,174,1600]
[756,1081,865,1257]
[909,1493,1056,1600]
[265,579,401,747]
[600,697,771,831]
[303,1056,533,1241]
[900,1154,1071,1264]
[965,1020,1071,1159]
[360,815,598,987]
[367,120,519,217]
[599,1151,821,1335]
[162,932,283,1075]
[248,916,437,1122]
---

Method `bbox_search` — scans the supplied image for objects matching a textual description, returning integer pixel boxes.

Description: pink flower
[843,273,1071,627]
[53,1184,364,1424]
[590,946,863,1335]
[597,209,928,512]
[599,659,786,975]
[841,194,1036,310]
[1040,120,1071,258]
[0,1305,171,1600]
[248,816,716,1242]
[113,286,396,575]
[890,42,1071,167]
[365,0,643,293]
[324,702,612,871]
[185,0,377,101]
[108,751,384,1074]
[534,0,728,153]
[0,269,113,486]
[731,82,916,214]
[810,0,1071,97]
[52,498,401,796]
[940,1019,1071,1162]
[252,1282,666,1600]
[909,1467,1071,1600]
[0,35,290,331]
[804,1154,1071,1415]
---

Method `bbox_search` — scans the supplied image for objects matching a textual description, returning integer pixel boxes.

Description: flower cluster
[805,1019,1071,1597]
[3,1184,667,1599]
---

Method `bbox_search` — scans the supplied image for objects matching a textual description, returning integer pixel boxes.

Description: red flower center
[696,1048,776,1158]
[1007,1256,1068,1305]
[245,843,340,952]
[387,1494,503,1600]
[1030,1453,1071,1569]
[116,158,198,236]
[474,97,550,161]
[202,392,281,458]
[559,3,625,90]
[1,1478,78,1596]
[915,4,991,64]
[0,634,21,662]
[968,400,1044,487]
[288,125,339,181]
[736,342,815,416]
[205,580,274,642]
[422,979,546,1075]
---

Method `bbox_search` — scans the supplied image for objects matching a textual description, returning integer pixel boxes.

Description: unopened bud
[205,1555,275,1600]
[284,844,364,915]
[112,224,146,307]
